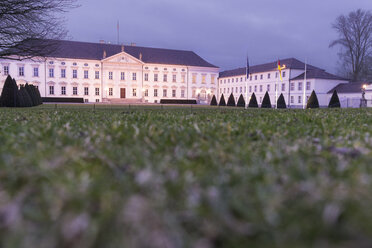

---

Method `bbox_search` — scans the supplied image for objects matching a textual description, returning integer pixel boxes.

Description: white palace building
[0,39,370,107]
[0,39,219,104]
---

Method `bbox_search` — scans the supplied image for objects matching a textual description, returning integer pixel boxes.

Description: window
[49,85,54,95]
[181,89,185,98]
[172,74,176,83]
[61,86,66,95]
[192,90,196,98]
[121,72,125,80]
[144,89,148,97]
[249,86,252,92]
[172,89,176,97]
[19,66,24,76]
[306,82,311,90]
[132,73,137,81]
[290,96,294,103]
[144,73,149,81]
[109,88,113,96]
[232,78,234,83]
[95,88,100,96]
[84,99,88,103]
[61,69,66,78]
[298,82,303,91]
[254,85,257,92]
[267,84,270,92]
[84,87,89,96]
[33,67,39,77]
[290,82,295,91]
[281,83,285,91]
[49,68,54,78]
[133,88,137,97]
[236,87,238,93]
[84,70,89,79]
[259,85,263,92]
[268,73,271,79]
[163,89,167,97]
[298,96,302,104]
[73,87,78,95]
[276,72,278,78]
[211,76,215,84]
[240,77,243,82]
[260,75,263,80]
[202,75,206,84]
[282,71,286,78]
[250,75,252,81]
[228,88,230,93]
[163,74,167,82]
[154,89,158,97]
[95,71,100,79]
[109,72,113,80]
[254,75,257,80]
[3,66,9,75]
[96,99,100,103]
[192,74,197,84]
[73,69,77,79]
[181,75,186,83]
[260,97,262,103]
[240,87,242,93]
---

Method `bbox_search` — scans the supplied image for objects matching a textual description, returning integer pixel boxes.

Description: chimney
[99,40,105,44]
[139,53,143,61]
[121,45,125,52]
[103,50,107,59]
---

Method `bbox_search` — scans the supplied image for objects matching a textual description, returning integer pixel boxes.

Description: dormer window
[84,63,88,67]
[61,62,66,65]
[73,62,77,66]
[95,64,99,67]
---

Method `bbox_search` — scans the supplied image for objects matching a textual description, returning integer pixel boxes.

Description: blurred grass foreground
[1,106,372,248]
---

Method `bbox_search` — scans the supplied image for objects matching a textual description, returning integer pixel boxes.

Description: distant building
[0,39,219,103]
[328,82,372,108]
[218,58,349,107]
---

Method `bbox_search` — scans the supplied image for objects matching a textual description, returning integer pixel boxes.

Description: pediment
[103,52,143,65]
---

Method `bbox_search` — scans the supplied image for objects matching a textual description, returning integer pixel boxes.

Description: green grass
[1,106,372,248]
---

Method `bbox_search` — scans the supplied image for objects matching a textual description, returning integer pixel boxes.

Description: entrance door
[120,88,126,98]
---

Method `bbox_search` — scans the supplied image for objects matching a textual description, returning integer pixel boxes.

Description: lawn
[1,106,372,248]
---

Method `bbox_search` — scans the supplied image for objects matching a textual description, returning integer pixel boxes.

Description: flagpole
[275,59,279,109]
[303,59,307,109]
[245,55,249,109]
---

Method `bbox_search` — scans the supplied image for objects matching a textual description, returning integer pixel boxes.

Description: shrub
[237,94,245,107]
[277,93,287,109]
[248,93,258,108]
[160,99,197,104]
[227,93,236,107]
[18,86,33,107]
[0,76,19,107]
[306,90,320,109]
[25,83,36,106]
[261,91,272,108]
[219,94,226,106]
[210,95,217,106]
[328,90,341,108]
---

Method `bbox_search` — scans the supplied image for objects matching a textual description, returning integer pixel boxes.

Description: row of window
[49,86,100,96]
[220,71,286,84]
[221,82,311,95]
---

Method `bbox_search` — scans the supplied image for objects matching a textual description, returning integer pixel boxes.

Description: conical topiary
[261,91,272,108]
[33,85,43,105]
[248,93,258,108]
[227,93,236,107]
[328,90,340,108]
[0,75,14,107]
[219,94,226,106]
[210,95,217,106]
[18,86,33,107]
[277,93,287,109]
[306,90,319,109]
[25,83,37,106]
[237,94,245,107]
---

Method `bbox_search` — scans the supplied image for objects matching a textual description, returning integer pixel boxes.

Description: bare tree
[330,9,372,81]
[0,0,78,59]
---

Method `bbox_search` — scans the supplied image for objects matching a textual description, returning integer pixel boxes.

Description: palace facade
[0,40,219,104]
[218,58,350,107]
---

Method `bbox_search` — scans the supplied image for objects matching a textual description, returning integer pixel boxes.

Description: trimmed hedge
[42,97,85,103]
[261,91,272,108]
[328,90,341,108]
[0,75,18,107]
[227,93,236,107]
[210,95,217,106]
[306,90,319,109]
[219,94,226,106]
[277,93,287,109]
[18,86,33,107]
[237,94,245,107]
[248,93,258,108]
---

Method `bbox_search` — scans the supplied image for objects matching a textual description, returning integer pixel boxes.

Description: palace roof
[328,82,372,94]
[219,58,323,78]
[291,70,348,81]
[4,39,219,68]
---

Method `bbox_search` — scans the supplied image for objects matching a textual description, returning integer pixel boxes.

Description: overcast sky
[65,0,372,74]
